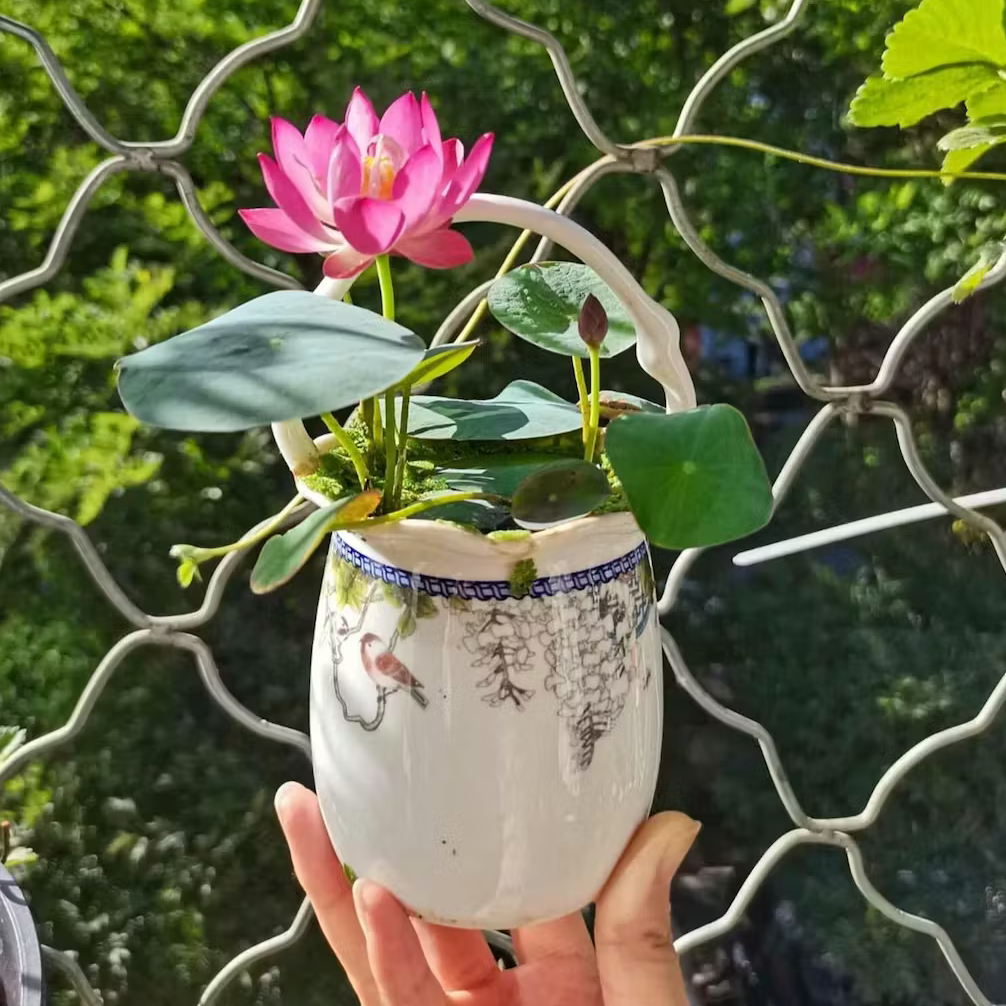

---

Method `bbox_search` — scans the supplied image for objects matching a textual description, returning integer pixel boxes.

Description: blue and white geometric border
[333,534,649,601]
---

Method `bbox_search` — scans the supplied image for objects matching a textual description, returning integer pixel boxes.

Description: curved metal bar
[873,401,1006,572]
[654,167,830,401]
[41,945,103,1006]
[831,250,1006,397]
[531,159,630,263]
[0,632,153,785]
[198,897,314,1006]
[659,403,840,614]
[429,278,496,348]
[151,0,325,158]
[673,0,812,139]
[812,665,1006,833]
[0,16,127,154]
[160,161,302,291]
[173,634,313,764]
[675,828,835,953]
[662,629,812,829]
[838,834,996,1006]
[463,1,624,159]
[0,630,312,785]
[0,484,152,628]
[0,157,132,306]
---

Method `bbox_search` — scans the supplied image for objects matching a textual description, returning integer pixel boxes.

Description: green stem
[360,398,375,449]
[343,291,353,305]
[375,254,399,508]
[321,412,369,488]
[665,133,1006,184]
[384,388,397,506]
[356,492,501,527]
[584,347,601,462]
[573,357,589,443]
[373,397,383,448]
[172,495,305,565]
[393,388,411,510]
[376,254,395,321]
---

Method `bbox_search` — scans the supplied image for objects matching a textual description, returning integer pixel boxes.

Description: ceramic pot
[0,864,43,1006]
[309,511,663,929]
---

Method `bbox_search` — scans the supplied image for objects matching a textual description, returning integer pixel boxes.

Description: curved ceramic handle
[457,194,696,414]
[271,194,697,475]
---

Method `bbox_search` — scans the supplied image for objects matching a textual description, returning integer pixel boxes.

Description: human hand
[275,781,699,1005]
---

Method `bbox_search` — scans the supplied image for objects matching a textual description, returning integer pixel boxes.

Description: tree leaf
[953,244,1006,301]
[511,460,610,524]
[725,0,757,13]
[882,0,1006,78]
[605,407,773,549]
[941,142,1000,182]
[848,67,998,128]
[398,341,480,389]
[406,380,582,440]
[487,262,636,359]
[968,81,1006,118]
[117,291,425,432]
[938,118,1006,150]
[250,490,381,594]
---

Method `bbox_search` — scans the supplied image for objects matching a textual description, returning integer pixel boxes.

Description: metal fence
[2,0,1005,1003]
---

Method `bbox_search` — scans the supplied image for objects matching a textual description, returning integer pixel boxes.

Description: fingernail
[660,816,701,880]
[352,878,375,939]
[274,781,298,824]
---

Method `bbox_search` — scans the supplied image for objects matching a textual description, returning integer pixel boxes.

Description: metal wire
[2,1,1005,1004]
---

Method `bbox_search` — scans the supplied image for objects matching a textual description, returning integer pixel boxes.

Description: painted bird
[359,633,429,709]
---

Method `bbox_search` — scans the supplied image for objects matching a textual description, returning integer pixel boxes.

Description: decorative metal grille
[2,1,1005,1003]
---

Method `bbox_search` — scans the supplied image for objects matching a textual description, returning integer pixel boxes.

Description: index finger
[275,782,382,1006]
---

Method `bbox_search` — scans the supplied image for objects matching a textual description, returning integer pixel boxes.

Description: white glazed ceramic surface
[309,512,663,930]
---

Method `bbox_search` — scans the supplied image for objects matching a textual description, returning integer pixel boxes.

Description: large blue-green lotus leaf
[117,291,425,432]
[404,381,582,440]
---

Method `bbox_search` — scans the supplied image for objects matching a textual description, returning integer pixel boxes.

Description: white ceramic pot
[309,510,663,929]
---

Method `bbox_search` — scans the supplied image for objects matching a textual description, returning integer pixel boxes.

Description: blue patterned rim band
[333,534,649,601]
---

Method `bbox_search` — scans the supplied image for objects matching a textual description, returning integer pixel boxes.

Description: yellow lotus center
[361,135,404,200]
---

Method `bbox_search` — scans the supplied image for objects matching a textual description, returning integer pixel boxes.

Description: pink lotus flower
[240,88,494,278]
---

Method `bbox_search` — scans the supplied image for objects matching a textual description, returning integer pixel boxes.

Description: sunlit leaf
[511,459,610,524]
[250,490,381,594]
[881,0,1006,78]
[117,292,425,431]
[605,406,773,549]
[405,380,582,440]
[488,262,636,359]
[848,67,998,128]
[399,341,479,389]
[953,244,1006,302]
[937,118,1006,150]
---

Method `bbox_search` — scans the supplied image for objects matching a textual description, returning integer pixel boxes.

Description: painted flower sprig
[113,88,774,593]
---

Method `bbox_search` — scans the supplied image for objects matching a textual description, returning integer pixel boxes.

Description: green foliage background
[2,0,1006,1003]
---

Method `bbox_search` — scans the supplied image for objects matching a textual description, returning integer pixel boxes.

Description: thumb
[593,811,700,1006]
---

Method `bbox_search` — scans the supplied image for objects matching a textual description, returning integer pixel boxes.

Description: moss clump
[299,417,631,530]
[508,557,538,598]
[487,529,532,542]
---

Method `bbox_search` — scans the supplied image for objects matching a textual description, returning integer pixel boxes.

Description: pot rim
[296,433,644,571]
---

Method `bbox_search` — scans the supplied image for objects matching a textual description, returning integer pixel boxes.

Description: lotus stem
[321,412,369,488]
[584,347,601,462]
[171,495,306,567]
[393,388,411,510]
[573,357,589,442]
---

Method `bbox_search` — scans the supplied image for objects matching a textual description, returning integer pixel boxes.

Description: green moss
[300,417,631,531]
[487,529,532,542]
[508,558,537,598]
